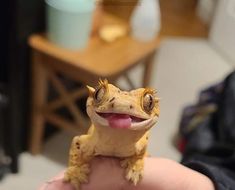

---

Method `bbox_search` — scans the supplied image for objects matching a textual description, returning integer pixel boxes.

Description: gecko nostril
[111,103,115,108]
[130,105,133,109]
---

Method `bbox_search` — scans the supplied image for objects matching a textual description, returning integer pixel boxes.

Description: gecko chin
[88,109,158,130]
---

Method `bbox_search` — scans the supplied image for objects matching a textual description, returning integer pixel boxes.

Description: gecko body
[64,80,160,189]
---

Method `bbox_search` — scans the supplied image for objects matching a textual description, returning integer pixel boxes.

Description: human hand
[39,157,215,190]
[38,157,128,190]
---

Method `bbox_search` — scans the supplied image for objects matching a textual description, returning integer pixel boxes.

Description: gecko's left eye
[94,86,106,104]
[142,93,155,113]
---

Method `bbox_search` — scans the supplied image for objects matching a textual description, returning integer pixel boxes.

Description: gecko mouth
[97,112,147,129]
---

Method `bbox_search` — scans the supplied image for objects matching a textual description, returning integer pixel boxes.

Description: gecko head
[86,79,160,131]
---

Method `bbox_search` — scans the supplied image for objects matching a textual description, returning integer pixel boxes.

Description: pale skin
[39,157,215,190]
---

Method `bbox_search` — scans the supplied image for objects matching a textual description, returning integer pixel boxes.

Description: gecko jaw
[89,110,157,130]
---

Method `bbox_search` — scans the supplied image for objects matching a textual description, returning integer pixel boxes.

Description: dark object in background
[217,73,235,145]
[7,0,46,152]
[0,0,87,177]
[176,82,224,153]
[177,71,235,190]
[0,151,10,181]
[0,84,11,180]
[0,0,45,176]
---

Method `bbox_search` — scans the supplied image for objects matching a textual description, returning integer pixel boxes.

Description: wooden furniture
[103,0,209,37]
[103,0,138,21]
[159,0,208,37]
[28,13,160,155]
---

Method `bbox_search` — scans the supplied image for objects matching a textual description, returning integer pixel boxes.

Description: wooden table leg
[143,52,156,87]
[29,52,48,155]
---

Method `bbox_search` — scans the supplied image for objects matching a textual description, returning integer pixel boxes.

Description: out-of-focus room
[0,0,235,189]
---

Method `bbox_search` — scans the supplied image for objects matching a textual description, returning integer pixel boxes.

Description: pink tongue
[107,114,132,129]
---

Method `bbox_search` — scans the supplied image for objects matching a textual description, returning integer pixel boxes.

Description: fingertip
[38,171,74,190]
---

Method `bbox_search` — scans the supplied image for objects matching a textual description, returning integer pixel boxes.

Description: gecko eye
[142,93,155,113]
[94,86,106,104]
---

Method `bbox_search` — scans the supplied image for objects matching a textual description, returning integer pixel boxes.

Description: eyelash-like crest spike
[143,88,156,96]
[98,78,109,89]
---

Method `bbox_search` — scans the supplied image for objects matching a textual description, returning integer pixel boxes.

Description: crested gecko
[63,79,160,189]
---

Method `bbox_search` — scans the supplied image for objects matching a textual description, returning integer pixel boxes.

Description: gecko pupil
[94,88,100,100]
[147,95,154,109]
[143,94,154,112]
[149,96,153,108]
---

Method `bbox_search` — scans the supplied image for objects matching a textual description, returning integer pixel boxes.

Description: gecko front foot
[63,164,90,190]
[121,157,144,185]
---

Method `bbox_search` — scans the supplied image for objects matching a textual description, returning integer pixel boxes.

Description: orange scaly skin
[63,80,160,190]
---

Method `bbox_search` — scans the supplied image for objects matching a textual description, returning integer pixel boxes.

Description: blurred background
[0,0,235,189]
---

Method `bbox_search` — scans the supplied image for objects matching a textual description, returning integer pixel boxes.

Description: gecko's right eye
[94,87,104,102]
[94,86,107,104]
[93,79,109,105]
[142,93,155,113]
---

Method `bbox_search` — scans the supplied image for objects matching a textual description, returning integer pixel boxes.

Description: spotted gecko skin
[63,80,160,190]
